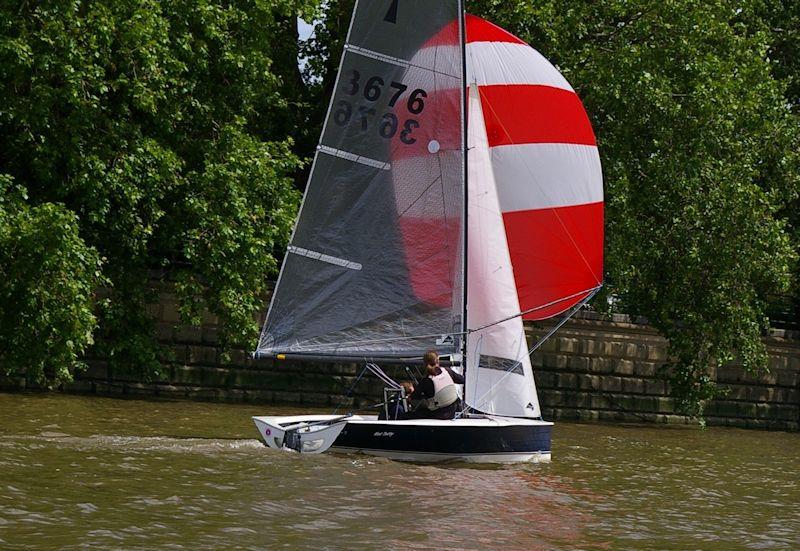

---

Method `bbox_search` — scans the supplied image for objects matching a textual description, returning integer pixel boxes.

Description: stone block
[202,326,219,344]
[598,410,628,422]
[780,387,799,404]
[654,396,674,413]
[0,375,27,391]
[201,310,219,326]
[776,369,797,388]
[273,390,304,404]
[162,301,181,323]
[123,383,162,397]
[326,363,359,376]
[202,367,235,388]
[156,322,175,342]
[221,348,251,368]
[542,354,568,369]
[767,355,789,371]
[64,380,94,393]
[601,376,623,393]
[717,367,748,384]
[245,389,277,403]
[646,345,667,362]
[622,378,645,394]
[537,338,558,353]
[188,345,218,366]
[719,385,752,400]
[219,388,246,403]
[154,385,189,399]
[634,362,659,378]
[591,394,608,409]
[174,325,202,344]
[576,339,594,355]
[589,357,615,374]
[645,378,666,396]
[745,418,774,430]
[615,359,635,376]
[172,366,206,386]
[534,371,558,388]
[757,403,799,422]
[145,302,162,319]
[81,361,108,380]
[577,374,601,391]
[558,373,579,388]
[236,369,295,391]
[558,338,578,353]
[631,395,658,412]
[167,345,188,363]
[189,387,221,401]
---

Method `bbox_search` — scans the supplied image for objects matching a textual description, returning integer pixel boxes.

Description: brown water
[1,393,798,550]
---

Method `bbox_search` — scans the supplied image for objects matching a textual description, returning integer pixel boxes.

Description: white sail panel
[465,85,540,418]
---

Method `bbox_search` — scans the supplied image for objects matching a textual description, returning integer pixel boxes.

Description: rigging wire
[459,286,602,417]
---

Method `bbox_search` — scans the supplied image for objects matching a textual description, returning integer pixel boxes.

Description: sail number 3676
[333,70,427,145]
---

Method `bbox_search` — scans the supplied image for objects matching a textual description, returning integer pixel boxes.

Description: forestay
[257,0,466,359]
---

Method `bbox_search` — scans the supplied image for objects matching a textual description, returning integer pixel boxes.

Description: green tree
[467,0,799,415]
[0,0,316,383]
[0,175,104,385]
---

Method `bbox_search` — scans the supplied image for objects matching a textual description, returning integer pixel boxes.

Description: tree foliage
[0,0,316,384]
[0,0,797,417]
[0,175,104,385]
[468,0,799,415]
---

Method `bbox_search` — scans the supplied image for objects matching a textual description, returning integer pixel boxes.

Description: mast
[459,0,469,369]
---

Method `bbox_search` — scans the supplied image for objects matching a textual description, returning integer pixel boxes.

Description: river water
[1,392,798,550]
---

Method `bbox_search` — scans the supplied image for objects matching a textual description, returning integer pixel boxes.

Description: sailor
[408,350,464,420]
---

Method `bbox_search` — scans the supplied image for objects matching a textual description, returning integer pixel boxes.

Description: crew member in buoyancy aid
[407,350,465,420]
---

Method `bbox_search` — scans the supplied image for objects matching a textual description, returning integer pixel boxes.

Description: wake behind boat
[251,0,603,463]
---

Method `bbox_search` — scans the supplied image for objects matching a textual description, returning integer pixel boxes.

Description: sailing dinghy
[253,1,603,463]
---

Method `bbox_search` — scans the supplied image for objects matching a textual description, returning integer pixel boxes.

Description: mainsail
[257,0,466,359]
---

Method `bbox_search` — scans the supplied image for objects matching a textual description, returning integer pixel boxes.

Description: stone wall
[529,312,799,431]
[3,290,798,431]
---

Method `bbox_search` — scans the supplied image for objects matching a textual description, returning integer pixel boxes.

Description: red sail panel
[465,14,525,45]
[503,202,604,320]
[479,85,597,147]
[389,15,464,311]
